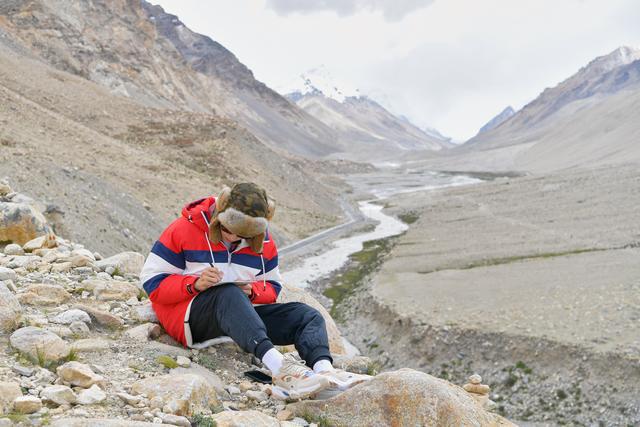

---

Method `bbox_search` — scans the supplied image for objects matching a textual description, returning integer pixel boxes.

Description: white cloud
[265,0,435,22]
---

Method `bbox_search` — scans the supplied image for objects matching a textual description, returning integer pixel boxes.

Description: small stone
[96,252,145,275]
[176,356,190,368]
[74,304,124,329]
[0,381,23,413]
[277,409,294,421]
[52,309,92,325]
[76,384,107,405]
[226,385,241,395]
[70,321,91,336]
[469,374,482,385]
[50,261,73,273]
[0,281,22,332]
[117,392,143,405]
[463,383,491,394]
[4,243,24,255]
[18,284,71,305]
[71,338,111,353]
[41,385,77,405]
[132,303,158,323]
[246,390,269,402]
[56,361,106,388]
[159,413,191,427]
[12,365,35,377]
[0,266,17,281]
[13,395,42,414]
[292,417,310,426]
[239,381,254,392]
[126,323,162,341]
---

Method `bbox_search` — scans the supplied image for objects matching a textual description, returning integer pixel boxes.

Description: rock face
[0,202,49,245]
[9,326,71,363]
[130,374,219,417]
[95,252,145,275]
[0,281,22,332]
[278,283,346,355]
[289,369,515,427]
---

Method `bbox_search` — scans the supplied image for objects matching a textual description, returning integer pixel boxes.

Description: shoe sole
[271,379,330,401]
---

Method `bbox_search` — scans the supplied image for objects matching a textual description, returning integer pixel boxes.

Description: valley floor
[332,163,640,425]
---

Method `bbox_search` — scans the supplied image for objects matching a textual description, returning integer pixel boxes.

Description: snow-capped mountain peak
[279,65,360,103]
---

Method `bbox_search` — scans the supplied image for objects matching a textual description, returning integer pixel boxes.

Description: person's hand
[238,283,252,297]
[194,266,224,292]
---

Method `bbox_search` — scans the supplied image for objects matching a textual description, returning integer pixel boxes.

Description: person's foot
[319,369,373,391]
[271,354,330,401]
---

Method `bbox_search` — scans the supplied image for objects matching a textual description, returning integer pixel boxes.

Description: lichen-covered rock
[213,410,281,427]
[57,361,106,388]
[10,326,70,363]
[130,374,218,417]
[96,252,144,275]
[289,369,516,427]
[0,381,22,413]
[18,283,71,305]
[0,202,48,246]
[13,395,42,414]
[278,283,346,355]
[0,282,22,332]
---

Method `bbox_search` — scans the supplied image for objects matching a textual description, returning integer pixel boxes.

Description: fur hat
[209,183,275,253]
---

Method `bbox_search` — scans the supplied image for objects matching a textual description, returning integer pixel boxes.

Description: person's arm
[250,237,282,304]
[140,222,200,305]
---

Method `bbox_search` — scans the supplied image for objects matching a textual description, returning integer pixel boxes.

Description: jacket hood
[181,197,216,232]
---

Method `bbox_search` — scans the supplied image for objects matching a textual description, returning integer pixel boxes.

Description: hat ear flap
[266,199,275,221]
[216,187,231,212]
[209,218,222,245]
[250,232,265,254]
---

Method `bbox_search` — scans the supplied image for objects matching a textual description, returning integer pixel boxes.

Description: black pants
[189,283,332,367]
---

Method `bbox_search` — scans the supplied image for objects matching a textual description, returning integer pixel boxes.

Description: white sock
[313,359,334,373]
[261,348,284,376]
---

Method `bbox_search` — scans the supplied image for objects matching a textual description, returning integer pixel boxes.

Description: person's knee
[298,304,325,325]
[215,283,247,300]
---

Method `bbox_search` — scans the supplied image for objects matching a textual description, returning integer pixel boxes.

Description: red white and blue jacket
[139,197,282,347]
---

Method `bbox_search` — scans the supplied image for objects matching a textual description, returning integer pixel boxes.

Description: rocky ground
[0,186,514,426]
[328,163,640,426]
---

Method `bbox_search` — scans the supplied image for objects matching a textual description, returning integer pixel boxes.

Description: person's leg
[188,284,274,360]
[254,302,332,368]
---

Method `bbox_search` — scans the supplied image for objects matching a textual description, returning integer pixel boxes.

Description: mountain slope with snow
[477,106,515,134]
[284,68,450,161]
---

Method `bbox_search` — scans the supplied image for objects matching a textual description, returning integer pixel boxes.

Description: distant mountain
[433,46,640,172]
[477,106,515,134]
[0,0,342,158]
[466,46,640,150]
[283,67,450,161]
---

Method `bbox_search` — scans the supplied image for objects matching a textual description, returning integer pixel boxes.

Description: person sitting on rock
[139,182,369,400]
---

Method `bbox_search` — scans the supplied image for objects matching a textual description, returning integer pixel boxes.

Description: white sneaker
[270,354,330,401]
[320,369,373,391]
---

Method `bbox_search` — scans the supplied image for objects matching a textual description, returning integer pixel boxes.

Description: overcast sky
[152,0,640,141]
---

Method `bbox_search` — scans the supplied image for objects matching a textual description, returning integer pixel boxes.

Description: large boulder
[10,326,70,363]
[96,252,144,275]
[289,369,516,427]
[130,373,218,417]
[278,283,346,355]
[0,202,48,246]
[0,282,22,332]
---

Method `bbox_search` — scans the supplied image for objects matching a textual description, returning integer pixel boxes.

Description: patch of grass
[324,237,398,321]
[301,410,332,427]
[111,266,123,277]
[196,353,217,371]
[398,211,420,225]
[556,389,568,400]
[366,361,381,376]
[504,372,518,388]
[65,347,79,362]
[3,413,29,423]
[515,360,533,374]
[138,288,148,300]
[35,346,47,368]
[191,413,217,427]
[156,355,178,369]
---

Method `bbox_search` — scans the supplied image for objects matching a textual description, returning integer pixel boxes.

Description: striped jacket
[139,197,282,347]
